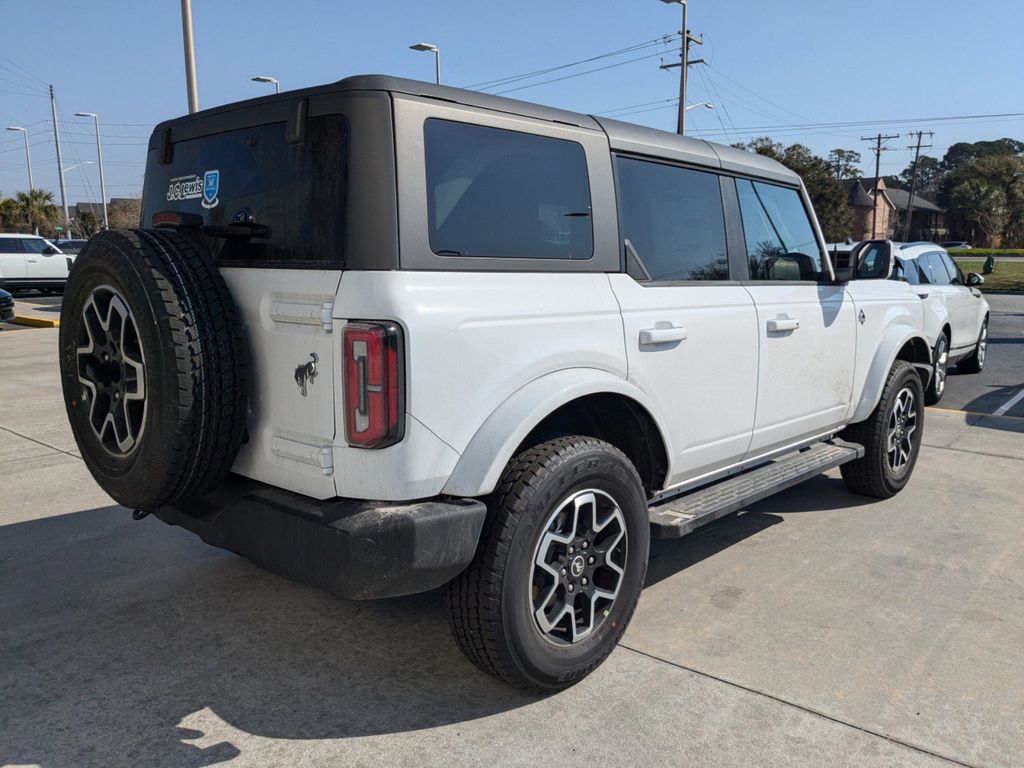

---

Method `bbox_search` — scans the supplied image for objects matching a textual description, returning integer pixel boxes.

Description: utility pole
[902,130,934,242]
[49,85,70,235]
[659,0,704,135]
[861,132,899,239]
[180,0,199,113]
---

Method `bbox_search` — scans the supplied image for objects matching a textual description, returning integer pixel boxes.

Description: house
[883,187,948,242]
[840,178,947,242]
[840,177,894,241]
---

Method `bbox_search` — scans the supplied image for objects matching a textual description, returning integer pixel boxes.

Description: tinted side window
[920,252,950,285]
[894,257,921,285]
[615,157,728,281]
[0,239,21,254]
[21,238,46,254]
[424,119,593,260]
[142,116,349,267]
[736,179,823,281]
[938,251,963,285]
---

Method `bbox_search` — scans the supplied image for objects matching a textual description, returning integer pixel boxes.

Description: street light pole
[251,75,281,94]
[5,126,33,190]
[75,113,108,230]
[410,43,441,84]
[180,0,200,113]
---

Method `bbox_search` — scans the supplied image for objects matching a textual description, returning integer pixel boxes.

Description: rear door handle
[766,316,800,333]
[639,326,687,345]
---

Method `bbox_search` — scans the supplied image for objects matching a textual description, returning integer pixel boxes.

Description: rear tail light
[343,322,405,449]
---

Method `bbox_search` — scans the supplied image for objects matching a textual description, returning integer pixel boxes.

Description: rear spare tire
[59,229,247,510]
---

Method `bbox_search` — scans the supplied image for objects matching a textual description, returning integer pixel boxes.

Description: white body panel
[743,284,856,455]
[327,270,626,500]
[220,268,342,500]
[843,278,927,423]
[608,274,758,485]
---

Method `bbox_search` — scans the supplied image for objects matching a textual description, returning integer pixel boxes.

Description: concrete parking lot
[2,296,1023,767]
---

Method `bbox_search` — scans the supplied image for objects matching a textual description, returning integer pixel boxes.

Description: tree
[0,195,20,230]
[735,137,854,242]
[108,198,141,229]
[942,138,1024,172]
[941,154,1024,246]
[827,148,861,180]
[12,189,60,236]
[77,211,99,237]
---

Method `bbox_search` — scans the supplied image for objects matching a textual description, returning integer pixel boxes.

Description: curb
[11,315,60,328]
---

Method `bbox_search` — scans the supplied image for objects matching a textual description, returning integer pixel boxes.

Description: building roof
[883,187,943,213]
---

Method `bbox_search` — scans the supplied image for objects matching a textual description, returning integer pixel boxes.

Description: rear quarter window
[142,116,349,268]
[423,119,593,260]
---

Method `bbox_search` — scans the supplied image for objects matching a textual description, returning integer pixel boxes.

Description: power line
[464,34,678,91]
[493,51,670,96]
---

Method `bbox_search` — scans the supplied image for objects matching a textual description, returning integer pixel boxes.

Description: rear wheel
[957,319,987,374]
[840,360,924,499]
[447,436,649,691]
[924,333,949,405]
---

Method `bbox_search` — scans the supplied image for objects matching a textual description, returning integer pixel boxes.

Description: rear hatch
[141,88,396,499]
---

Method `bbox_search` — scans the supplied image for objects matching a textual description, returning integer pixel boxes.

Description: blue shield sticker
[202,170,220,209]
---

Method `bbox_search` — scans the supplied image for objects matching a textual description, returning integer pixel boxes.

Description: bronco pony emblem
[294,353,319,397]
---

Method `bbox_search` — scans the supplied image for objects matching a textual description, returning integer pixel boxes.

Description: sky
[1,0,1022,208]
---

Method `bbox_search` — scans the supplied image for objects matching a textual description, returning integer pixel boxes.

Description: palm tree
[13,189,61,236]
[0,194,21,231]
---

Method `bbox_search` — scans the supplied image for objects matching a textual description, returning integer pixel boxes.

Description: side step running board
[649,440,864,539]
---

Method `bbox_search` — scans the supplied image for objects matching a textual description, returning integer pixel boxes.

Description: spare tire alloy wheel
[59,229,247,512]
[532,489,627,644]
[76,286,147,455]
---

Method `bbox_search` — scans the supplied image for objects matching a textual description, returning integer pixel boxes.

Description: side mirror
[831,267,854,283]
[967,272,985,286]
[43,245,58,255]
[849,239,895,280]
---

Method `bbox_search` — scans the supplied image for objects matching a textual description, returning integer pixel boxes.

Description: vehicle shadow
[0,474,901,766]
[0,505,539,767]
[645,473,872,588]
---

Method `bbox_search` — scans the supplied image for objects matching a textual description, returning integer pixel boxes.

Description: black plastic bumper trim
[154,474,487,600]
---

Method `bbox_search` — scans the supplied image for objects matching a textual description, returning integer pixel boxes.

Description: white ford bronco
[60,76,932,690]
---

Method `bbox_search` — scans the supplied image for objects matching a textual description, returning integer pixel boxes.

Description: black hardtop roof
[151,74,798,184]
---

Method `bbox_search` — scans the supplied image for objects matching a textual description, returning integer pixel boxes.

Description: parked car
[58,75,933,691]
[0,234,75,293]
[940,241,972,249]
[55,238,89,255]
[0,287,14,322]
[892,243,989,403]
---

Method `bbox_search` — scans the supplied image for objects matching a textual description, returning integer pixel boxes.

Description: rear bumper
[154,474,487,600]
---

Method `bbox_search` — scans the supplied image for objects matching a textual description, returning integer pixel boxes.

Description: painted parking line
[994,387,1024,417]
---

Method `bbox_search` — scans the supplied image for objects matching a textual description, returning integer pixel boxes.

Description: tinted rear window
[142,116,349,267]
[424,119,593,260]
[615,156,728,281]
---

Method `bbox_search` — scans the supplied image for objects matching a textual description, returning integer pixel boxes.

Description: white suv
[893,243,989,403]
[0,234,74,293]
[59,76,932,690]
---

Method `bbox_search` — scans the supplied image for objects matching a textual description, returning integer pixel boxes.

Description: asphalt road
[2,322,1024,767]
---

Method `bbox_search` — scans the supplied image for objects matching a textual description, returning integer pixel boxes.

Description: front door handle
[766,315,800,333]
[639,326,688,345]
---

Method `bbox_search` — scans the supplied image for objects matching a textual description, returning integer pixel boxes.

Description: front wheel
[957,319,987,374]
[447,436,649,691]
[924,333,948,405]
[840,359,924,499]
